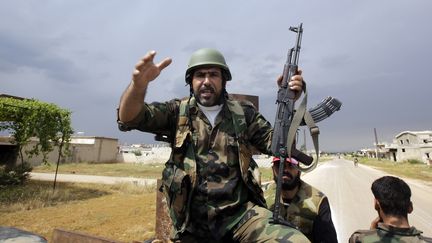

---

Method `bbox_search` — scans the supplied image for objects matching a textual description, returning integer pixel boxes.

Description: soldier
[265,157,338,243]
[118,48,310,242]
[349,176,432,243]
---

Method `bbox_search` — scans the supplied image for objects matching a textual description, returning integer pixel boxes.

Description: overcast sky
[1,0,431,152]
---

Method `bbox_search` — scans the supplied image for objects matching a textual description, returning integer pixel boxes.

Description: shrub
[406,159,423,164]
[132,150,142,156]
[0,162,33,187]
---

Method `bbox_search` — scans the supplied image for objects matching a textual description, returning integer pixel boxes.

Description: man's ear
[374,199,380,211]
[408,201,413,214]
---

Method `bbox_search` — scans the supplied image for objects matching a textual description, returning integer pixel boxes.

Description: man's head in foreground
[372,176,413,219]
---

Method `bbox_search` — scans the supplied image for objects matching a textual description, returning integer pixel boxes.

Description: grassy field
[3,157,431,242]
[33,162,164,178]
[355,157,432,182]
[1,180,157,242]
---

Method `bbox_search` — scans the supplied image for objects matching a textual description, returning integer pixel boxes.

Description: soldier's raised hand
[276,69,304,100]
[132,50,172,89]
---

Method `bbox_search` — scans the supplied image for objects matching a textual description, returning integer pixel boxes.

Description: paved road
[30,172,157,186]
[31,159,432,242]
[302,158,432,242]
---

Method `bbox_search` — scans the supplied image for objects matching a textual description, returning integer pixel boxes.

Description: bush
[0,162,33,187]
[132,150,142,156]
[406,159,423,164]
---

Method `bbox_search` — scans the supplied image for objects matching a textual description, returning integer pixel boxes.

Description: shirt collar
[377,223,423,236]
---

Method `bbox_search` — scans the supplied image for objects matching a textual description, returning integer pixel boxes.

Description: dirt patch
[0,183,157,242]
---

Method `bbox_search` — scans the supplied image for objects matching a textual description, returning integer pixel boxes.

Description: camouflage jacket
[349,223,431,243]
[265,180,338,242]
[119,96,272,239]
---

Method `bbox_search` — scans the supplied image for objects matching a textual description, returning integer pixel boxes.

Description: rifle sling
[286,84,320,166]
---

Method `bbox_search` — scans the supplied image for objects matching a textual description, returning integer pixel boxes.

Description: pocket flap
[175,131,189,148]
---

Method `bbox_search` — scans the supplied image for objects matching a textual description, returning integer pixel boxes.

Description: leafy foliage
[406,159,422,164]
[0,163,32,187]
[132,150,142,156]
[0,97,73,164]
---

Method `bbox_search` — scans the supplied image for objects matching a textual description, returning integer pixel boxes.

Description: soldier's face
[192,67,223,106]
[272,160,300,190]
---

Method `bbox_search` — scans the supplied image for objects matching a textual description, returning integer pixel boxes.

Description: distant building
[0,135,118,166]
[362,131,432,164]
[360,142,388,160]
[390,131,432,164]
[117,143,170,164]
[67,136,119,164]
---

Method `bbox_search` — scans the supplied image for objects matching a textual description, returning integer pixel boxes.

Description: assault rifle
[270,23,311,167]
[270,23,342,226]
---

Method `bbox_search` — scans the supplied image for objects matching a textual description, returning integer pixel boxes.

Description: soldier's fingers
[291,74,303,82]
[157,58,172,71]
[289,80,303,91]
[143,50,156,62]
[289,79,303,86]
[134,60,144,70]
[276,75,283,87]
[296,69,302,75]
[135,50,156,71]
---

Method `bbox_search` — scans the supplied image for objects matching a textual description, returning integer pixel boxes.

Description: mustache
[274,172,294,180]
[199,85,215,93]
[282,173,294,179]
[199,87,215,93]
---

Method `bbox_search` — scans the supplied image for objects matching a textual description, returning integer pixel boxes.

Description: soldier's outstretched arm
[118,50,172,122]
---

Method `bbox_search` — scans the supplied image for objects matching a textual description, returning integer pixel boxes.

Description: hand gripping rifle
[270,23,342,226]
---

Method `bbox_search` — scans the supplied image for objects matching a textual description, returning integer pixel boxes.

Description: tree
[0,97,73,165]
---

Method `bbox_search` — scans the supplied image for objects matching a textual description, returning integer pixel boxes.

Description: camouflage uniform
[119,96,309,242]
[349,223,431,243]
[265,180,337,242]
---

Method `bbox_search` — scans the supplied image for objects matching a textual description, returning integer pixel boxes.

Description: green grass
[0,180,157,242]
[0,181,108,213]
[33,162,164,178]
[0,180,155,214]
[355,157,432,182]
[260,167,273,182]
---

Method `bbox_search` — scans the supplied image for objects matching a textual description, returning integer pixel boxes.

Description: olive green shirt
[349,223,431,243]
[119,97,272,239]
[265,180,338,242]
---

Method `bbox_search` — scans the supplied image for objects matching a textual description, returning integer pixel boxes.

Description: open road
[30,159,432,242]
[30,172,157,186]
[302,158,432,242]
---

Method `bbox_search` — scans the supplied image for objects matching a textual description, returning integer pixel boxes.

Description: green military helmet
[185,48,232,84]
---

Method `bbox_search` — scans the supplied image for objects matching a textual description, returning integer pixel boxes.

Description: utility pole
[303,129,307,152]
[374,128,380,161]
[299,129,307,153]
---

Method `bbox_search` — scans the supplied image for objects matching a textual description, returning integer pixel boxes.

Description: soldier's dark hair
[186,67,230,84]
[371,176,411,217]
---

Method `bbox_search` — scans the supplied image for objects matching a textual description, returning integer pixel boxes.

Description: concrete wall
[14,136,119,166]
[69,137,118,163]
